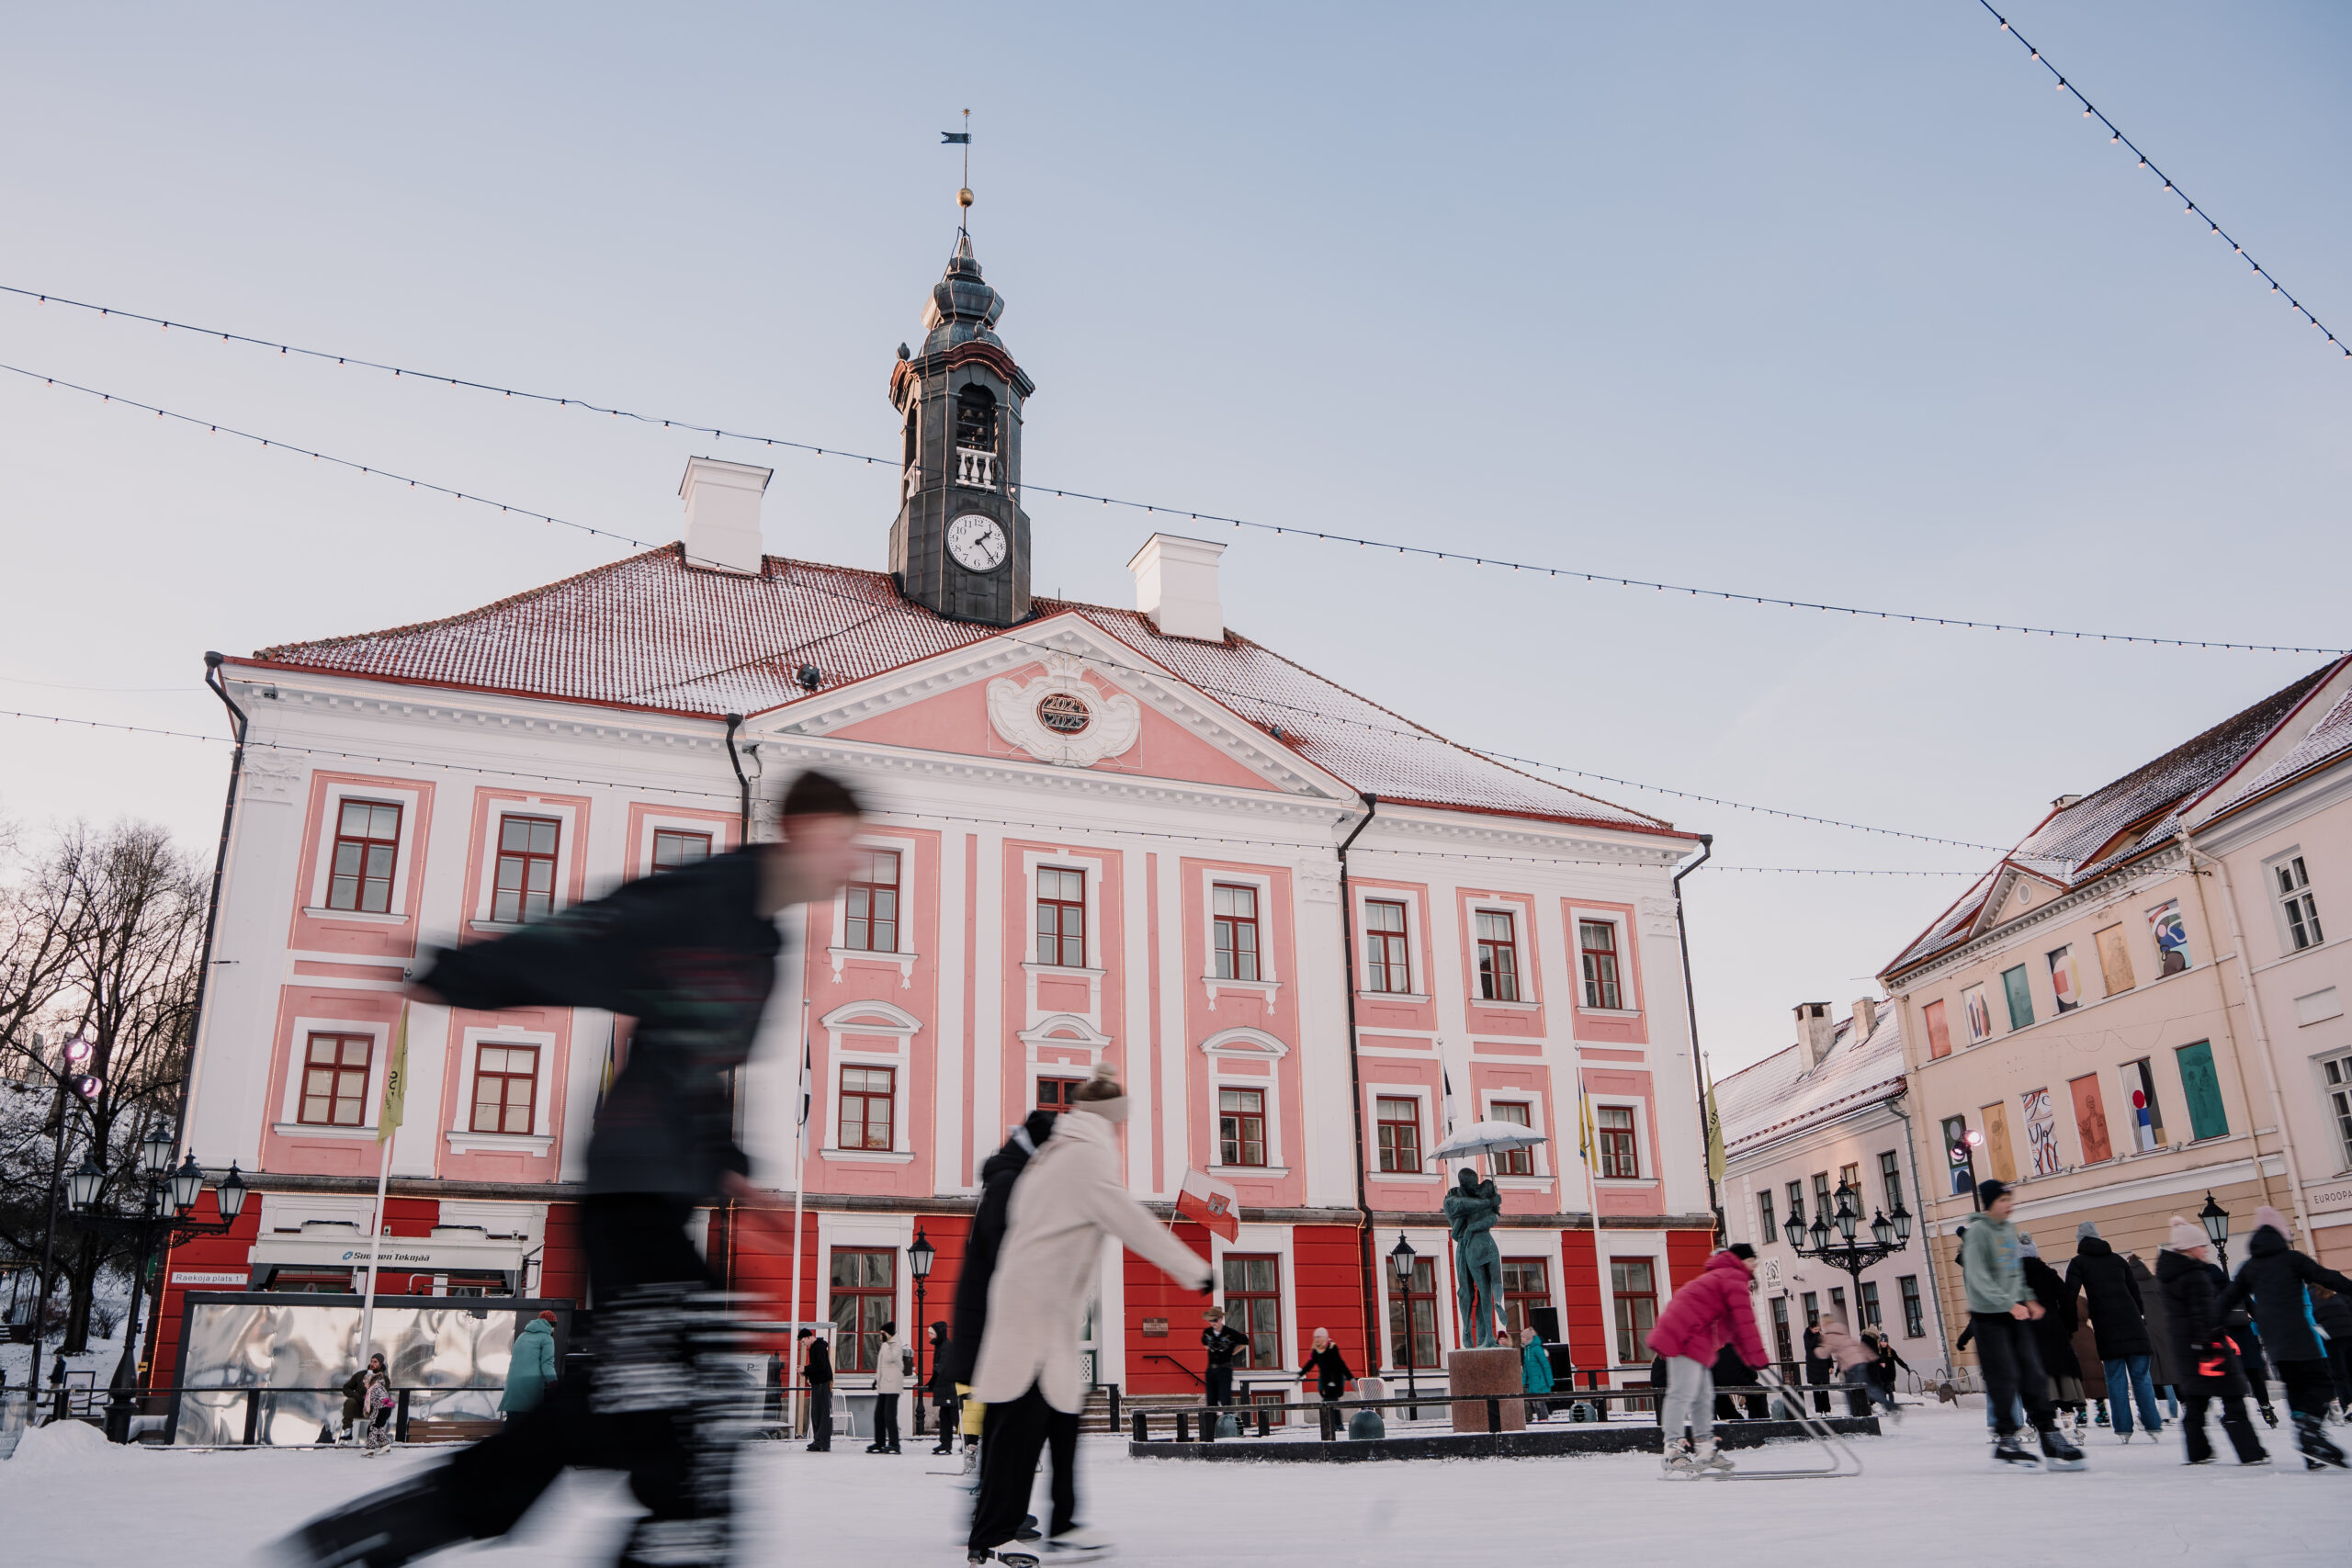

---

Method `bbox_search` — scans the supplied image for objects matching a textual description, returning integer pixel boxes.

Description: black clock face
[947,513,1009,572]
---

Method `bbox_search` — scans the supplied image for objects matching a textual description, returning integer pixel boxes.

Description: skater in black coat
[2312,1286,2352,1412]
[2020,1240,2085,1424]
[947,1111,1058,1390]
[2154,1216,2267,1466]
[2064,1223,2162,1438]
[2216,1206,2352,1468]
[928,1323,960,1454]
[1298,1329,1352,1406]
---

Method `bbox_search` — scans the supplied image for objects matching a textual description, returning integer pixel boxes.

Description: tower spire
[944,108,974,233]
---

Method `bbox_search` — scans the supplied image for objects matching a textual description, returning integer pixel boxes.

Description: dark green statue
[1444,1168,1504,1348]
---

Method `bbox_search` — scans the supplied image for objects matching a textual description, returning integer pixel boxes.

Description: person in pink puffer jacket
[1646,1244,1770,1474]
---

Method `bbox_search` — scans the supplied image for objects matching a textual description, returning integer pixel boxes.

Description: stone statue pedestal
[1445,1347,1526,1433]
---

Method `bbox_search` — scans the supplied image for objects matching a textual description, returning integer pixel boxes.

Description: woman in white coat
[967,1065,1211,1562]
[869,1323,906,1454]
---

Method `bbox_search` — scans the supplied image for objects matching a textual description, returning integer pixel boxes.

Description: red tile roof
[243,545,1682,838]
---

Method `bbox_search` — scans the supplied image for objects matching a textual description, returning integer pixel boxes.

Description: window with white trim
[1036,867,1086,967]
[2323,1053,2352,1168]
[1491,1100,1533,1175]
[1577,919,1622,1009]
[651,829,711,871]
[1218,1087,1267,1167]
[492,815,560,923]
[1475,910,1521,1002]
[469,1043,538,1134]
[1375,1095,1422,1173]
[2276,853,2324,952]
[1598,1105,1639,1179]
[838,1066,896,1151]
[845,849,900,953]
[1213,884,1260,981]
[1363,899,1411,994]
[327,801,402,914]
[299,1032,372,1127]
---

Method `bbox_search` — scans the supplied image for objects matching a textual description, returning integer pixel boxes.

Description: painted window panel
[1962,985,1992,1044]
[2000,965,2034,1032]
[2174,1041,2228,1141]
[2147,900,2191,976]
[1923,998,1951,1059]
[1979,1100,2017,1183]
[2094,924,2135,997]
[2068,1074,2113,1164]
[2123,1058,2167,1151]
[2046,946,2083,1014]
[2020,1087,2061,1177]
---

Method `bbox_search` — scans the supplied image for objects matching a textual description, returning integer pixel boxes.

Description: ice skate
[2294,1415,2347,1470]
[1041,1527,1115,1559]
[1693,1438,1735,1473]
[971,1544,1040,1568]
[1661,1438,1699,1477]
[1991,1432,2041,1470]
[264,1474,466,1568]
[2039,1427,2086,1472]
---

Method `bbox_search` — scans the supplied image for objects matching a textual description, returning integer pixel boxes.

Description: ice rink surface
[7,1402,2350,1567]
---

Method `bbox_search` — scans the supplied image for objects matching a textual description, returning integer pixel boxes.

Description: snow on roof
[1717,1001,1905,1159]
[244,545,1680,837]
[2199,687,2352,817]
[1882,661,2337,977]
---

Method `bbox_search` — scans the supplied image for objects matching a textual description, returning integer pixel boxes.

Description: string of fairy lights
[2,287,2344,657]
[1976,1,2345,360]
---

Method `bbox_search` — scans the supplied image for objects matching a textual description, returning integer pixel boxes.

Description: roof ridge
[256,542,684,660]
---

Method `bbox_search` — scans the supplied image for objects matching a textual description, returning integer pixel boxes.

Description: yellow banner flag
[379,1002,409,1144]
[1576,1078,1596,1164]
[1704,1063,1726,1186]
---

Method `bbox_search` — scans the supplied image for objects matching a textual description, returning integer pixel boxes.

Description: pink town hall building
[162,231,1717,1416]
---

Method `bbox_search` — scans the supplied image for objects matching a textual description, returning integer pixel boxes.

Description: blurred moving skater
[274,772,865,1568]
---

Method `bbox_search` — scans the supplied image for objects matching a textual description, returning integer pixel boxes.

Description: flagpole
[787,997,810,1437]
[359,1003,410,1370]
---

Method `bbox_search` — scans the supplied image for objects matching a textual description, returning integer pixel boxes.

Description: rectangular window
[1923,998,1951,1059]
[1800,1291,1819,1328]
[2174,1041,2228,1141]
[1812,1171,1831,1218]
[2094,923,2136,997]
[1218,1087,1267,1167]
[1036,1077,1082,1112]
[1221,1255,1281,1370]
[1770,1295,1793,1365]
[837,1065,896,1151]
[2047,945,2083,1014]
[1035,867,1086,968]
[492,814,560,924]
[650,829,710,872]
[2277,855,2324,951]
[2001,964,2034,1031]
[2068,1074,2113,1164]
[299,1032,372,1127]
[1363,900,1411,994]
[1375,1096,1421,1173]
[1979,1100,2018,1183]
[469,1043,538,1135]
[1475,910,1521,1002]
[2148,899,2191,976]
[1899,1276,1925,1338]
[1577,919,1622,1009]
[842,848,900,953]
[1390,1256,1438,1370]
[2021,1086,2060,1177]
[326,800,402,914]
[1878,1150,1904,1216]
[1212,884,1261,981]
[1962,983,1993,1044]
[828,1248,896,1372]
[1941,1114,1976,1196]
[1598,1105,1639,1179]
[1859,1280,1882,1330]
[1491,1100,1533,1176]
[1501,1258,1552,1341]
[1828,1286,1848,1324]
[1758,1190,1776,1247]
[2324,1055,2352,1168]
[1838,1162,1860,1197]
[2123,1057,2167,1151]
[1786,1179,1805,1225]
[1610,1258,1657,1365]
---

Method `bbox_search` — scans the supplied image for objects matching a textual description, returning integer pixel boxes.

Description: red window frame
[299,1032,373,1127]
[469,1043,538,1134]
[1036,1077,1082,1112]
[1610,1257,1657,1365]
[1598,1105,1639,1179]
[1374,1095,1421,1173]
[1577,919,1622,1010]
[1218,1087,1267,1167]
[1212,884,1261,982]
[1475,910,1521,1002]
[1491,1100,1534,1175]
[1501,1258,1551,1341]
[327,800,402,915]
[844,849,900,953]
[829,1248,896,1373]
[838,1065,896,1151]
[651,829,711,872]
[492,814,560,924]
[1363,899,1411,994]
[1390,1256,1439,1370]
[1036,866,1086,968]
[1221,1254,1281,1370]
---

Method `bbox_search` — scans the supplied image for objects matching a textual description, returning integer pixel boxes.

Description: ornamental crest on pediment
[986,653,1142,768]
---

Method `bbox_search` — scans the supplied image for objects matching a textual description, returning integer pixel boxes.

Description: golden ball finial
[957,186,974,209]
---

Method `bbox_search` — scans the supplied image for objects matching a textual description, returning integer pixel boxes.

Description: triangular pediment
[1971,862,2070,938]
[754,612,1351,799]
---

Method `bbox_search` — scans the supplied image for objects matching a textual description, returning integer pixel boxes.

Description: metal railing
[1130,1385,1833,1444]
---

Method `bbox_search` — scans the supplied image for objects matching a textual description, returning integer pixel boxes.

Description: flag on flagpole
[378,1003,409,1145]
[1575,1077,1596,1165]
[1703,1062,1725,1186]
[1175,1168,1240,1241]
[941,130,970,144]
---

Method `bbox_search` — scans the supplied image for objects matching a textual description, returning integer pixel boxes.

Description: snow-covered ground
[4,1400,2349,1567]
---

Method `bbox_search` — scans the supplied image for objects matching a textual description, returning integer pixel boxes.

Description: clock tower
[888,231,1036,626]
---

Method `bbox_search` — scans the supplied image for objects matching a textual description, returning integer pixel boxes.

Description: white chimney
[678,456,773,575]
[1850,997,1879,1040]
[1127,533,1228,642]
[1793,1001,1835,1068]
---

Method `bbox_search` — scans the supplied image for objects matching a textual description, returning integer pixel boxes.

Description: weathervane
[942,108,972,227]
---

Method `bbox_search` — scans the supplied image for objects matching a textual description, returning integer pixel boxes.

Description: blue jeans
[2102,1354,2162,1434]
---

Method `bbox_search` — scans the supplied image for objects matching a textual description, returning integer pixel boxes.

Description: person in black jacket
[2155,1216,2268,1466]
[2312,1284,2352,1415]
[1299,1327,1352,1416]
[2216,1206,2352,1468]
[1203,1308,1250,1428]
[2019,1236,2086,1434]
[2064,1221,2162,1440]
[277,772,865,1568]
[801,1328,836,1451]
[946,1110,1057,1472]
[927,1323,958,1455]
[1801,1321,1833,1416]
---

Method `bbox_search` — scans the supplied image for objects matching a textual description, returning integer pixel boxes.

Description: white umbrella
[1428,1120,1550,1164]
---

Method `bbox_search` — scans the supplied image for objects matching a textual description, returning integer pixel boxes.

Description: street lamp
[1783,1182,1913,1408]
[907,1227,935,1437]
[1388,1234,1420,1418]
[168,1154,205,1215]
[67,1155,107,1213]
[141,1125,175,1179]
[1832,1179,1860,1244]
[2199,1192,2230,1270]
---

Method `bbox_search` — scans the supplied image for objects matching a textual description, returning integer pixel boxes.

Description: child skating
[1645,1242,1769,1476]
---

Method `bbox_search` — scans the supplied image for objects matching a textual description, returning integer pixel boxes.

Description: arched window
[955,383,998,449]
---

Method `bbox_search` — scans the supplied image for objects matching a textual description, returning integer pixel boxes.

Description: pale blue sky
[2,4,2346,1069]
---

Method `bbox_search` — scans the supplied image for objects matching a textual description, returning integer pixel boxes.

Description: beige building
[1881,653,2352,1360]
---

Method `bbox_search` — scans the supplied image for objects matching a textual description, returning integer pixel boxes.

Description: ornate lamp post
[1388,1233,1419,1417]
[2199,1192,2231,1271]
[25,1032,102,1402]
[71,1127,247,1441]
[907,1227,935,1437]
[1781,1178,1912,1337]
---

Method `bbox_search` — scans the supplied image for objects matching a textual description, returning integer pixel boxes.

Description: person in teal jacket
[1519,1325,1555,1421]
[501,1312,559,1417]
